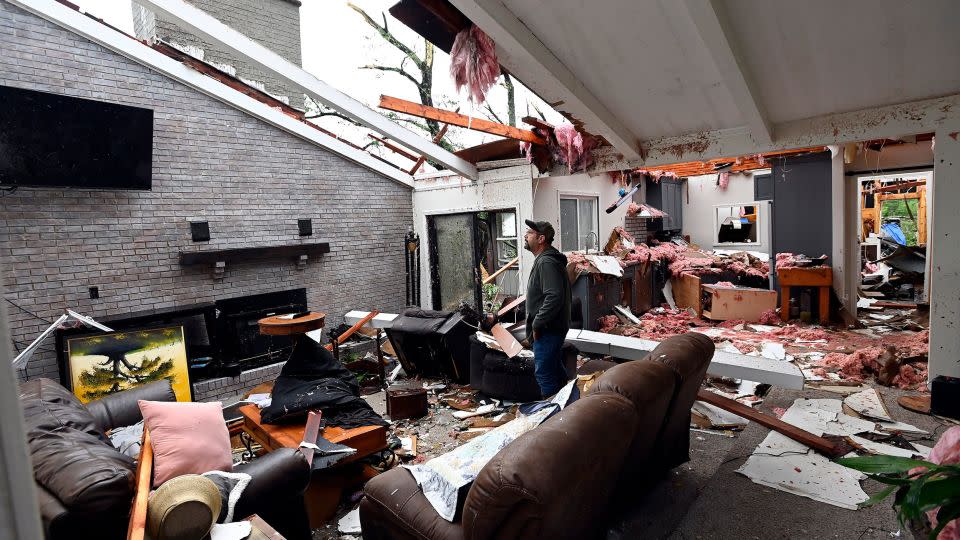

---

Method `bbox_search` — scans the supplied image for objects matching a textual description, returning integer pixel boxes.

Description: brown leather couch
[359,333,715,539]
[20,378,312,540]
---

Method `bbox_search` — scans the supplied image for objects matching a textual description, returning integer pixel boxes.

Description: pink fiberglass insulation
[892,363,928,391]
[554,123,598,173]
[771,325,832,341]
[634,169,679,183]
[718,319,748,329]
[758,309,780,325]
[450,25,500,104]
[598,315,619,333]
[822,347,885,381]
[566,251,592,275]
[890,329,929,357]
[718,172,730,190]
[864,262,879,273]
[775,252,801,269]
[626,204,668,218]
[713,281,736,288]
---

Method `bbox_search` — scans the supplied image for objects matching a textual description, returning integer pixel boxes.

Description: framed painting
[66,326,192,403]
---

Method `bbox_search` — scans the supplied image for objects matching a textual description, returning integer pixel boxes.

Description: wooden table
[238,404,387,527]
[239,404,387,466]
[778,266,833,323]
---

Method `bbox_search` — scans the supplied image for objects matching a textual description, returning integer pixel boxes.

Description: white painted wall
[412,163,535,310]
[928,122,960,383]
[531,172,631,251]
[682,172,770,254]
[845,140,934,172]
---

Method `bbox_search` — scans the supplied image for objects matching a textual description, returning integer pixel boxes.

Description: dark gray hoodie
[525,246,572,340]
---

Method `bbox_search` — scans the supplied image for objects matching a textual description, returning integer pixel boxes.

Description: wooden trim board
[127,429,153,540]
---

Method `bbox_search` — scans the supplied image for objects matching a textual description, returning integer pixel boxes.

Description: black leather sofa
[21,378,312,540]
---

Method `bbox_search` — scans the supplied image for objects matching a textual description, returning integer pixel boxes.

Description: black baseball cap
[524,219,555,243]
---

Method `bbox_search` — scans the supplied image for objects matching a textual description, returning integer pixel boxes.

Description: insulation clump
[450,25,500,104]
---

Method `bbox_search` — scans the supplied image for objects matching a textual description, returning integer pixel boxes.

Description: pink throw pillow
[138,400,232,487]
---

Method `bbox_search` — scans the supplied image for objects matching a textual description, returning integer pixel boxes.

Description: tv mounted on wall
[0,85,153,190]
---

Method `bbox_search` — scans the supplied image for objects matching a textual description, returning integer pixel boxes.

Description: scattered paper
[911,443,933,458]
[761,342,787,361]
[848,435,919,458]
[663,280,677,310]
[452,403,496,419]
[692,401,748,428]
[338,508,362,535]
[876,420,928,435]
[736,399,876,509]
[210,522,252,540]
[585,255,624,277]
[843,389,892,421]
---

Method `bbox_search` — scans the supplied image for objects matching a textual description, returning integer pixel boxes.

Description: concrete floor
[611,385,950,540]
[311,382,951,539]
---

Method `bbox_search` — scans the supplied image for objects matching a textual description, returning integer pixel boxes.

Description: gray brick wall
[0,1,411,385]
[133,0,304,109]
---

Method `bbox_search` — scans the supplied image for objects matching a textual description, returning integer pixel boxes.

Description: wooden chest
[385,386,428,420]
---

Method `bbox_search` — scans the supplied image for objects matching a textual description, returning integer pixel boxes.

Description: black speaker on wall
[298,219,313,237]
[190,221,210,242]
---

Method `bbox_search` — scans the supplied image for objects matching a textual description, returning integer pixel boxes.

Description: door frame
[426,208,519,312]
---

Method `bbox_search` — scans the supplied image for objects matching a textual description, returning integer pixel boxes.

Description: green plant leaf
[903,470,944,523]
[917,477,960,512]
[837,455,935,474]
[861,484,899,507]
[929,500,960,540]
[868,474,915,486]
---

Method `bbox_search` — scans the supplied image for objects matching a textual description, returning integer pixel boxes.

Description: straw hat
[147,474,222,540]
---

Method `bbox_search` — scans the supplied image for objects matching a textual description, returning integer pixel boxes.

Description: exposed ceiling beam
[379,95,546,144]
[588,93,960,174]
[138,0,478,179]
[683,0,772,146]
[448,0,642,160]
[8,0,415,187]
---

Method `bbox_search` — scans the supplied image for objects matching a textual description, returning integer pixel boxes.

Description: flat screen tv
[0,85,153,190]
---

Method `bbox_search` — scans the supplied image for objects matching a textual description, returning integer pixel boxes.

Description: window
[559,196,599,252]
[715,203,760,245]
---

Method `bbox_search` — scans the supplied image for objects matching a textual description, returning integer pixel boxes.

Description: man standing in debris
[523,219,572,397]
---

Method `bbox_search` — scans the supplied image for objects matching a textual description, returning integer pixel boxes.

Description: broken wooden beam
[380,95,547,145]
[696,390,844,457]
[497,295,525,317]
[521,116,554,131]
[409,112,455,175]
[367,134,418,161]
[326,310,379,351]
[344,311,398,329]
[482,256,519,285]
[870,180,926,193]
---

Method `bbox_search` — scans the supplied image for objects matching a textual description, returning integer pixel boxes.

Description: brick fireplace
[0,1,412,398]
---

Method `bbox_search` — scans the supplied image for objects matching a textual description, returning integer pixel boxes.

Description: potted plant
[837,455,960,539]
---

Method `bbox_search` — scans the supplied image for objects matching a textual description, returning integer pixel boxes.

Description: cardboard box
[701,284,777,322]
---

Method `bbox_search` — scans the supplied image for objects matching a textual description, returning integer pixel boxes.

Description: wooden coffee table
[239,404,387,465]
[238,403,388,527]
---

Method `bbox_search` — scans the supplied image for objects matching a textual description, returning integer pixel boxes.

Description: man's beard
[523,238,533,251]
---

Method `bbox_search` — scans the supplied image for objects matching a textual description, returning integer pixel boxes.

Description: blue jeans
[532,331,566,397]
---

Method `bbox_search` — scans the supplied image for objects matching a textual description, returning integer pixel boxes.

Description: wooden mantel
[179,241,330,277]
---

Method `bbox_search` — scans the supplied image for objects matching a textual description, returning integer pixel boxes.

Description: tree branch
[483,103,504,124]
[360,64,420,87]
[348,2,424,71]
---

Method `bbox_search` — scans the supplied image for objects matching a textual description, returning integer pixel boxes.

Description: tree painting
[67,326,191,402]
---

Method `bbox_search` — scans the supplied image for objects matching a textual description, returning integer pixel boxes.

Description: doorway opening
[427,209,520,312]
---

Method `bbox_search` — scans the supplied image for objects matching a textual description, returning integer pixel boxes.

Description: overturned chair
[359,333,715,539]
